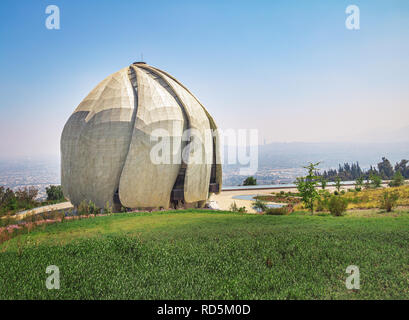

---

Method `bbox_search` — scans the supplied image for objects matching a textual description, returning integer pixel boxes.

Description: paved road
[14,201,73,219]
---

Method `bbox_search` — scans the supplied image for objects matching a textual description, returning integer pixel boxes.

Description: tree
[243,176,257,186]
[328,195,348,216]
[334,176,342,193]
[15,186,38,204]
[252,199,268,212]
[389,171,404,187]
[379,190,399,212]
[295,162,320,213]
[377,157,394,179]
[370,174,382,188]
[320,177,327,190]
[355,176,364,191]
[46,185,65,201]
[394,159,409,179]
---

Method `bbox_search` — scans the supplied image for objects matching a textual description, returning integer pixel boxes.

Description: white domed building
[61,62,221,210]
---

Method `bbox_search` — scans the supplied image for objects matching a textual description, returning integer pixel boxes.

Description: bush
[316,191,331,212]
[379,190,399,212]
[328,195,348,216]
[46,185,65,201]
[370,174,382,188]
[78,200,89,215]
[88,200,98,214]
[334,177,342,192]
[265,204,293,215]
[243,177,257,186]
[15,186,38,203]
[355,176,364,191]
[389,171,404,187]
[252,200,268,212]
[103,201,112,214]
[320,178,327,190]
[229,202,247,213]
[237,206,247,213]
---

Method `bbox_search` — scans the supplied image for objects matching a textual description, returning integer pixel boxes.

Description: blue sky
[1,0,408,157]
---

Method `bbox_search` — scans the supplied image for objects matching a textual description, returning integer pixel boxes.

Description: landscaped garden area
[1,163,409,300]
[1,209,409,299]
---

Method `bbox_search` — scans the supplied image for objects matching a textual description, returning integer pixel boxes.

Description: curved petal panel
[61,67,135,208]
[118,66,184,208]
[149,68,213,203]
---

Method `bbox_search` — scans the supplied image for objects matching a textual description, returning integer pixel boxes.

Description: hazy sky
[1,0,409,158]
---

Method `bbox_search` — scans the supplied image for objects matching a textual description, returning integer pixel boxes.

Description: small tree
[78,200,89,215]
[328,195,348,216]
[103,201,112,214]
[355,176,364,191]
[370,174,382,188]
[229,202,247,213]
[88,200,98,215]
[389,171,404,187]
[46,185,65,201]
[15,186,38,204]
[334,176,342,193]
[243,176,257,186]
[252,199,268,212]
[379,190,399,212]
[320,177,327,190]
[295,162,320,213]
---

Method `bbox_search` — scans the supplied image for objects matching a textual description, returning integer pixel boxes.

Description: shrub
[243,176,257,186]
[265,204,293,215]
[78,200,89,215]
[295,162,320,213]
[334,177,342,192]
[320,178,327,190]
[316,191,330,212]
[15,186,38,204]
[103,201,112,214]
[46,185,65,201]
[252,200,268,212]
[229,202,247,213]
[88,200,98,215]
[328,195,348,216]
[379,190,399,212]
[355,176,364,191]
[389,171,404,187]
[370,174,382,188]
[229,202,238,212]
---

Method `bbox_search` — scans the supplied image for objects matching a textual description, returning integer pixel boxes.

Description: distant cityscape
[0,158,60,200]
[0,159,309,201]
[1,140,408,200]
[0,158,305,200]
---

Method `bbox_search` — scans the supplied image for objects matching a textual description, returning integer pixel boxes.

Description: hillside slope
[1,210,409,299]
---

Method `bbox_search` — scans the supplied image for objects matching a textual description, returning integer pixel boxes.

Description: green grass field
[1,209,409,299]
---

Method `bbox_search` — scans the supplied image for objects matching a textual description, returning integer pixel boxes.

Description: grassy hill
[1,209,409,299]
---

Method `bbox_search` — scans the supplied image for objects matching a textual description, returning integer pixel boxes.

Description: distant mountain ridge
[258,141,409,169]
[223,141,409,171]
